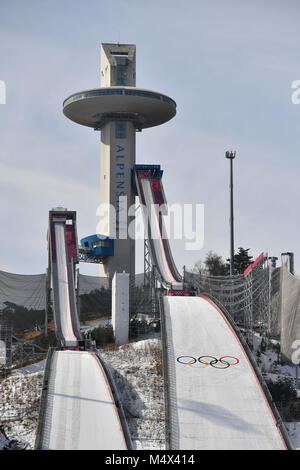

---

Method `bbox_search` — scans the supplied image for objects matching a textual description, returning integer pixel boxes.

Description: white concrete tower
[98,44,136,280]
[63,43,176,282]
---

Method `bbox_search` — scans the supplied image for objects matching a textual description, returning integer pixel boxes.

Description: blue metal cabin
[80,235,114,261]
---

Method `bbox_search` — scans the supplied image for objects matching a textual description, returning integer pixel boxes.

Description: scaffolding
[190,254,272,349]
[0,321,13,369]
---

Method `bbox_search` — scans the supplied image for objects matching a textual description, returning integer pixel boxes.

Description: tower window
[116,121,126,139]
[116,64,127,85]
[115,56,128,85]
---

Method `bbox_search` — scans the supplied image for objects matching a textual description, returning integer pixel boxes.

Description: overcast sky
[0,0,299,276]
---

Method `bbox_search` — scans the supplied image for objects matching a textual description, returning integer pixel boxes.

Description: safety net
[280,266,300,362]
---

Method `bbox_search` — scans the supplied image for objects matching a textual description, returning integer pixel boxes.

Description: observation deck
[63,86,176,130]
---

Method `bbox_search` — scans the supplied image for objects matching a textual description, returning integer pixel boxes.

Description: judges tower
[63,43,176,281]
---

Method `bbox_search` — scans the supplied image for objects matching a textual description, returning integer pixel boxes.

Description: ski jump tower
[63,43,176,281]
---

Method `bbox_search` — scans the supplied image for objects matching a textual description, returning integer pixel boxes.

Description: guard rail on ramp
[162,295,292,450]
[136,173,181,286]
[49,209,81,345]
[52,222,79,344]
[37,350,128,450]
[36,208,131,450]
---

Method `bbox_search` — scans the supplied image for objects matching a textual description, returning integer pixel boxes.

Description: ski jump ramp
[134,165,182,286]
[49,210,81,345]
[162,295,291,450]
[35,209,130,450]
[37,194,291,450]
[39,350,127,450]
[135,166,291,450]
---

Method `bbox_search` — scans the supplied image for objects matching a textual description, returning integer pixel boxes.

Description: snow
[81,318,111,332]
[0,336,164,450]
[40,350,127,450]
[164,296,287,450]
[1,323,300,450]
[0,368,43,449]
[11,360,45,376]
[285,423,300,449]
[100,336,165,450]
[0,432,10,449]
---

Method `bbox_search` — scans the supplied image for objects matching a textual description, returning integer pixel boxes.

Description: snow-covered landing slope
[163,296,288,450]
[40,350,127,450]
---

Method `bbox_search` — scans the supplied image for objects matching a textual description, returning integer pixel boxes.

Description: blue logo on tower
[115,144,126,235]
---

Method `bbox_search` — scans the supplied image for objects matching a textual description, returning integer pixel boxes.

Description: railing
[200,292,294,450]
[63,88,176,109]
[34,347,57,450]
[93,350,133,450]
[158,293,171,450]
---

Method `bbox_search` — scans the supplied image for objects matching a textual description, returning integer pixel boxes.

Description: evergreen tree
[204,251,228,276]
[227,247,253,275]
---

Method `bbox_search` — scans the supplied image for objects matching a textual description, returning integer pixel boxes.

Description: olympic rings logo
[176,356,240,369]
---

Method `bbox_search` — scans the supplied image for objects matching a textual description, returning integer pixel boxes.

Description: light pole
[225,151,236,277]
